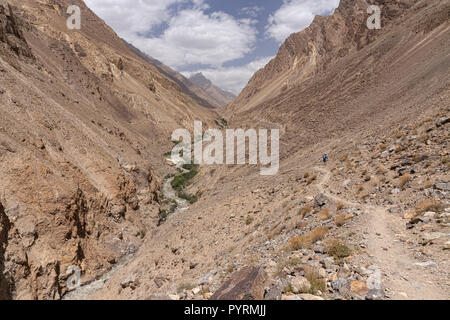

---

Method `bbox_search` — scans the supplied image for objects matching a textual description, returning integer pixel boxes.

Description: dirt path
[315,166,447,300]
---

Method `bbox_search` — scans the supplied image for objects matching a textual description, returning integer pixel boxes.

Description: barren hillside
[0,0,216,299]
[0,0,448,301]
[189,73,235,108]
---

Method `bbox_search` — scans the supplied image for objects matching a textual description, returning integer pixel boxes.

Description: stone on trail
[210,266,267,300]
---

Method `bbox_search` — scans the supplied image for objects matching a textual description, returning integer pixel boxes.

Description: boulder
[314,193,329,208]
[350,281,369,296]
[290,276,311,293]
[435,116,450,127]
[298,293,324,300]
[435,183,450,191]
[210,266,267,300]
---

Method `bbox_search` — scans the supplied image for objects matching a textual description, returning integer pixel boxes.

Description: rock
[317,268,327,279]
[414,261,437,268]
[403,211,418,220]
[191,287,201,295]
[154,277,165,288]
[313,246,325,254]
[168,294,180,300]
[435,183,450,191]
[366,289,385,300]
[422,232,446,242]
[290,276,311,293]
[210,266,267,300]
[350,281,369,296]
[298,293,324,300]
[391,188,401,195]
[435,116,450,127]
[319,257,335,269]
[120,273,139,290]
[314,193,329,208]
[264,284,283,300]
[331,279,347,290]
[204,292,213,299]
[380,151,390,158]
[281,294,302,300]
[146,294,172,300]
[406,217,423,229]
[342,179,351,187]
[423,211,437,218]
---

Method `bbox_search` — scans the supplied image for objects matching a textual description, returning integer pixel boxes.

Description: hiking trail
[314,166,447,300]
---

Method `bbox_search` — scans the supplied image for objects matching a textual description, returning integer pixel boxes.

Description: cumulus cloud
[129,9,258,68]
[84,0,264,95]
[84,0,186,38]
[182,56,274,95]
[266,0,340,43]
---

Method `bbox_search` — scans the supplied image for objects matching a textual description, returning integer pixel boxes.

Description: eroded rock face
[0,0,214,300]
[0,202,12,299]
[0,1,33,58]
[210,266,267,300]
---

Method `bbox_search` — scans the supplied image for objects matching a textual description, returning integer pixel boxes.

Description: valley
[0,0,448,301]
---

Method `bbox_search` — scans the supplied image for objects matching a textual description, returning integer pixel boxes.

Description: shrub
[177,282,196,293]
[245,216,254,225]
[306,175,317,185]
[334,214,351,227]
[326,240,352,262]
[171,165,199,191]
[303,266,326,294]
[289,227,328,250]
[398,174,411,188]
[178,192,198,204]
[415,199,443,214]
[318,208,331,221]
[300,206,313,218]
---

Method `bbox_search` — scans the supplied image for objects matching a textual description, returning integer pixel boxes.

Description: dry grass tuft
[299,206,313,218]
[289,227,328,251]
[334,214,352,227]
[415,199,443,214]
[398,174,411,188]
[336,202,345,211]
[318,208,331,221]
[326,240,352,262]
[306,175,317,185]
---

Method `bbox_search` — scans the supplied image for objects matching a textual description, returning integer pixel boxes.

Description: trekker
[323,154,328,164]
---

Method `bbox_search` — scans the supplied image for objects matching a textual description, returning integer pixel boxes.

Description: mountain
[123,41,221,109]
[0,0,449,301]
[228,0,416,114]
[189,73,236,108]
[0,0,217,300]
[86,0,449,301]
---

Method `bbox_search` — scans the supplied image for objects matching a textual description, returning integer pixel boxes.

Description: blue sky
[85,0,340,94]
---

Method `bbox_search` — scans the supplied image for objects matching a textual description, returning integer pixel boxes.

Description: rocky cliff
[0,0,215,299]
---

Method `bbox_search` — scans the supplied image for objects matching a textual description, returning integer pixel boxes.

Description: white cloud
[266,0,340,43]
[183,56,274,95]
[84,0,186,38]
[239,6,264,18]
[129,9,257,68]
[84,1,271,95]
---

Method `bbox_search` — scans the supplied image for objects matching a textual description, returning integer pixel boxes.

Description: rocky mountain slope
[0,0,216,299]
[189,73,235,108]
[0,0,448,301]
[228,0,416,113]
[124,42,224,109]
[82,0,448,301]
